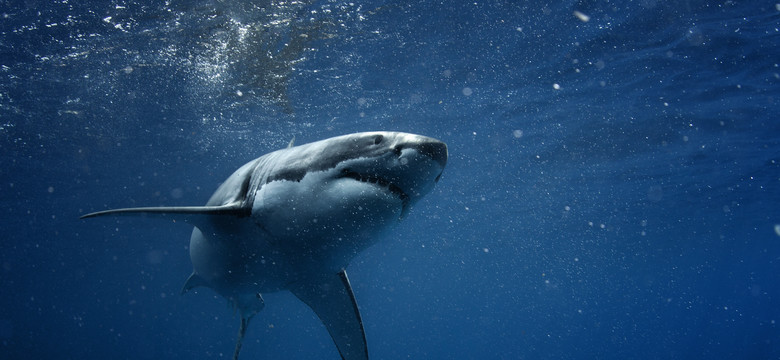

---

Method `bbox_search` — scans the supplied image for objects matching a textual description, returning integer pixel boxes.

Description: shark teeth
[339,169,409,203]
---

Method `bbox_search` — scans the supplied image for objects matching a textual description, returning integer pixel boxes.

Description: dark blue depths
[0,1,778,359]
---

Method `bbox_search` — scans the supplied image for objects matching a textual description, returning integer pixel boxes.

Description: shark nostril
[415,141,447,168]
[373,135,384,145]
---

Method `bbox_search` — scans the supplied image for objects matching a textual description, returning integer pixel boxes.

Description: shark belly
[251,172,403,270]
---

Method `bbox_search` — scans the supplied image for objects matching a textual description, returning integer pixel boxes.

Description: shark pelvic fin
[181,272,208,295]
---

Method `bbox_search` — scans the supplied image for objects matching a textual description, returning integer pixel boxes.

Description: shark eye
[373,135,384,145]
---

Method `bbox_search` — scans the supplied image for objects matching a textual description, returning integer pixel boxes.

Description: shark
[81,131,448,360]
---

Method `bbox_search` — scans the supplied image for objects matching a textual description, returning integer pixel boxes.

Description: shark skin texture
[81,131,448,360]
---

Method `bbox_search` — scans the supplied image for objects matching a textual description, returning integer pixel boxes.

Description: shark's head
[247,132,447,258]
[332,132,447,213]
[276,131,446,207]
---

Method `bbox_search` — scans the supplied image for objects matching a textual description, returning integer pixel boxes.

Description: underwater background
[1,1,778,359]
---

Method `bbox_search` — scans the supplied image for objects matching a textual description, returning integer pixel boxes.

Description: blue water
[1,1,778,359]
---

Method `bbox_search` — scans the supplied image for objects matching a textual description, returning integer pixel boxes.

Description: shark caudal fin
[233,315,252,360]
[289,269,369,360]
[229,292,265,360]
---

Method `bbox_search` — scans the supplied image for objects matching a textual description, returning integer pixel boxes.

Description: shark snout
[406,137,448,169]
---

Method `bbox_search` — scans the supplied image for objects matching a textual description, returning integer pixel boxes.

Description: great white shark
[81,131,448,360]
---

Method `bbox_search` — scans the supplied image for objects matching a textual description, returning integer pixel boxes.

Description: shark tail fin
[233,315,252,360]
[231,292,264,360]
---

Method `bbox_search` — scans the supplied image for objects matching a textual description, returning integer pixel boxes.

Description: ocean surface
[1,1,778,359]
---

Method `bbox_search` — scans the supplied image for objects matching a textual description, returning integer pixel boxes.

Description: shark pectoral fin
[289,269,368,360]
[79,203,249,220]
[79,203,250,230]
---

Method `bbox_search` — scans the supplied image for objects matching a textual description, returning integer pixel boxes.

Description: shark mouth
[339,169,410,207]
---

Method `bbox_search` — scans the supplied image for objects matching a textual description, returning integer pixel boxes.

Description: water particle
[47,186,54,193]
[462,87,473,96]
[236,90,243,97]
[573,11,590,22]
[512,129,523,138]
[483,248,489,253]
[552,83,561,90]
[774,224,780,236]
